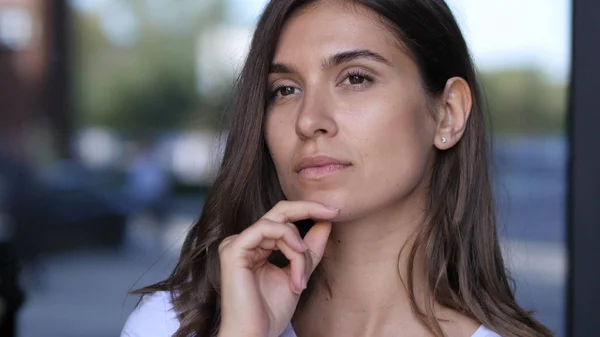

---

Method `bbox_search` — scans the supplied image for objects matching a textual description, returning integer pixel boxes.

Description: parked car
[0,155,131,259]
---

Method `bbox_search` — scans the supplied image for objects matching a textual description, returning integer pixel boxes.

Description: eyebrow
[324,49,391,68]
[269,49,391,74]
[270,63,296,74]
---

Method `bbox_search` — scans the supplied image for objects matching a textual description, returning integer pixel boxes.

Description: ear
[433,77,472,150]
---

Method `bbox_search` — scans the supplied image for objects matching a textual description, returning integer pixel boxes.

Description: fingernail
[325,206,340,211]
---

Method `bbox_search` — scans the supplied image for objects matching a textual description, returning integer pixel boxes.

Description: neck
[293,195,482,337]
[295,196,431,336]
[323,202,423,308]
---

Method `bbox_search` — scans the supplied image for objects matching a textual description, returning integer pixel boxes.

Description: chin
[328,212,362,223]
[296,190,345,208]
[291,191,365,222]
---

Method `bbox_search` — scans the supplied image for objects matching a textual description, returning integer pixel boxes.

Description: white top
[121,291,501,337]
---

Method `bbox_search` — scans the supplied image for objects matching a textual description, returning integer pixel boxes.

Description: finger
[285,222,302,240]
[303,221,333,275]
[236,219,307,253]
[257,239,276,250]
[255,238,307,293]
[254,223,299,250]
[276,240,307,294]
[218,234,239,254]
[263,200,340,224]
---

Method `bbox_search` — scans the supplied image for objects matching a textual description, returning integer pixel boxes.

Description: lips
[294,155,352,175]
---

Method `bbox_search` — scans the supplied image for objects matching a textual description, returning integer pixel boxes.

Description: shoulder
[121,291,181,337]
[472,326,502,337]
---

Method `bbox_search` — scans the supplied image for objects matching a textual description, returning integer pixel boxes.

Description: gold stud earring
[441,137,448,144]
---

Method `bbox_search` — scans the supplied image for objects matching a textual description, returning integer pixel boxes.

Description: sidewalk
[18,248,178,337]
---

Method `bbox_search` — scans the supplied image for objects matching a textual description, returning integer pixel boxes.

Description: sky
[71,0,571,82]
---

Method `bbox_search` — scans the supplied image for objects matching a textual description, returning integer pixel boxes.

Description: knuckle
[275,200,291,208]
[218,235,237,255]
[256,218,273,226]
[254,219,275,231]
[286,222,301,235]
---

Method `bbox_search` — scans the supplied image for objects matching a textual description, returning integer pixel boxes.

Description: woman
[122,1,553,336]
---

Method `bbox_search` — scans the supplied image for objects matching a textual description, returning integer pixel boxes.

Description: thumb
[303,221,332,274]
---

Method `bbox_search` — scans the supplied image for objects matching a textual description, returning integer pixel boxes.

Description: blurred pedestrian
[122,137,171,252]
[123,137,170,219]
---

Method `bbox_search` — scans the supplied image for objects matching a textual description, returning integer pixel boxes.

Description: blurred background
[0,0,569,336]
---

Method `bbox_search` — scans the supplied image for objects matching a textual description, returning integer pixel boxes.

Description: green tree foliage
[479,68,567,134]
[73,0,227,138]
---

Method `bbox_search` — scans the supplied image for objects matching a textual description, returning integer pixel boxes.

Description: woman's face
[265,2,438,221]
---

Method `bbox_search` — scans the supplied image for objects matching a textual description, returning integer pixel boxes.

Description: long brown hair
[137,1,553,336]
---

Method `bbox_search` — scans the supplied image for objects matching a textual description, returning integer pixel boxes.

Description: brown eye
[342,71,374,87]
[278,86,296,96]
[348,74,366,85]
[271,85,299,100]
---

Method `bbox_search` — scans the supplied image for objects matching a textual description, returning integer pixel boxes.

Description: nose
[295,88,338,140]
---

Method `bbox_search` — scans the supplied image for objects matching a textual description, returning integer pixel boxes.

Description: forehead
[273,2,403,62]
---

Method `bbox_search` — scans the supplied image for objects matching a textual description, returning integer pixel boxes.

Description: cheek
[265,115,296,185]
[352,92,435,197]
[265,117,284,161]
[352,88,433,157]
